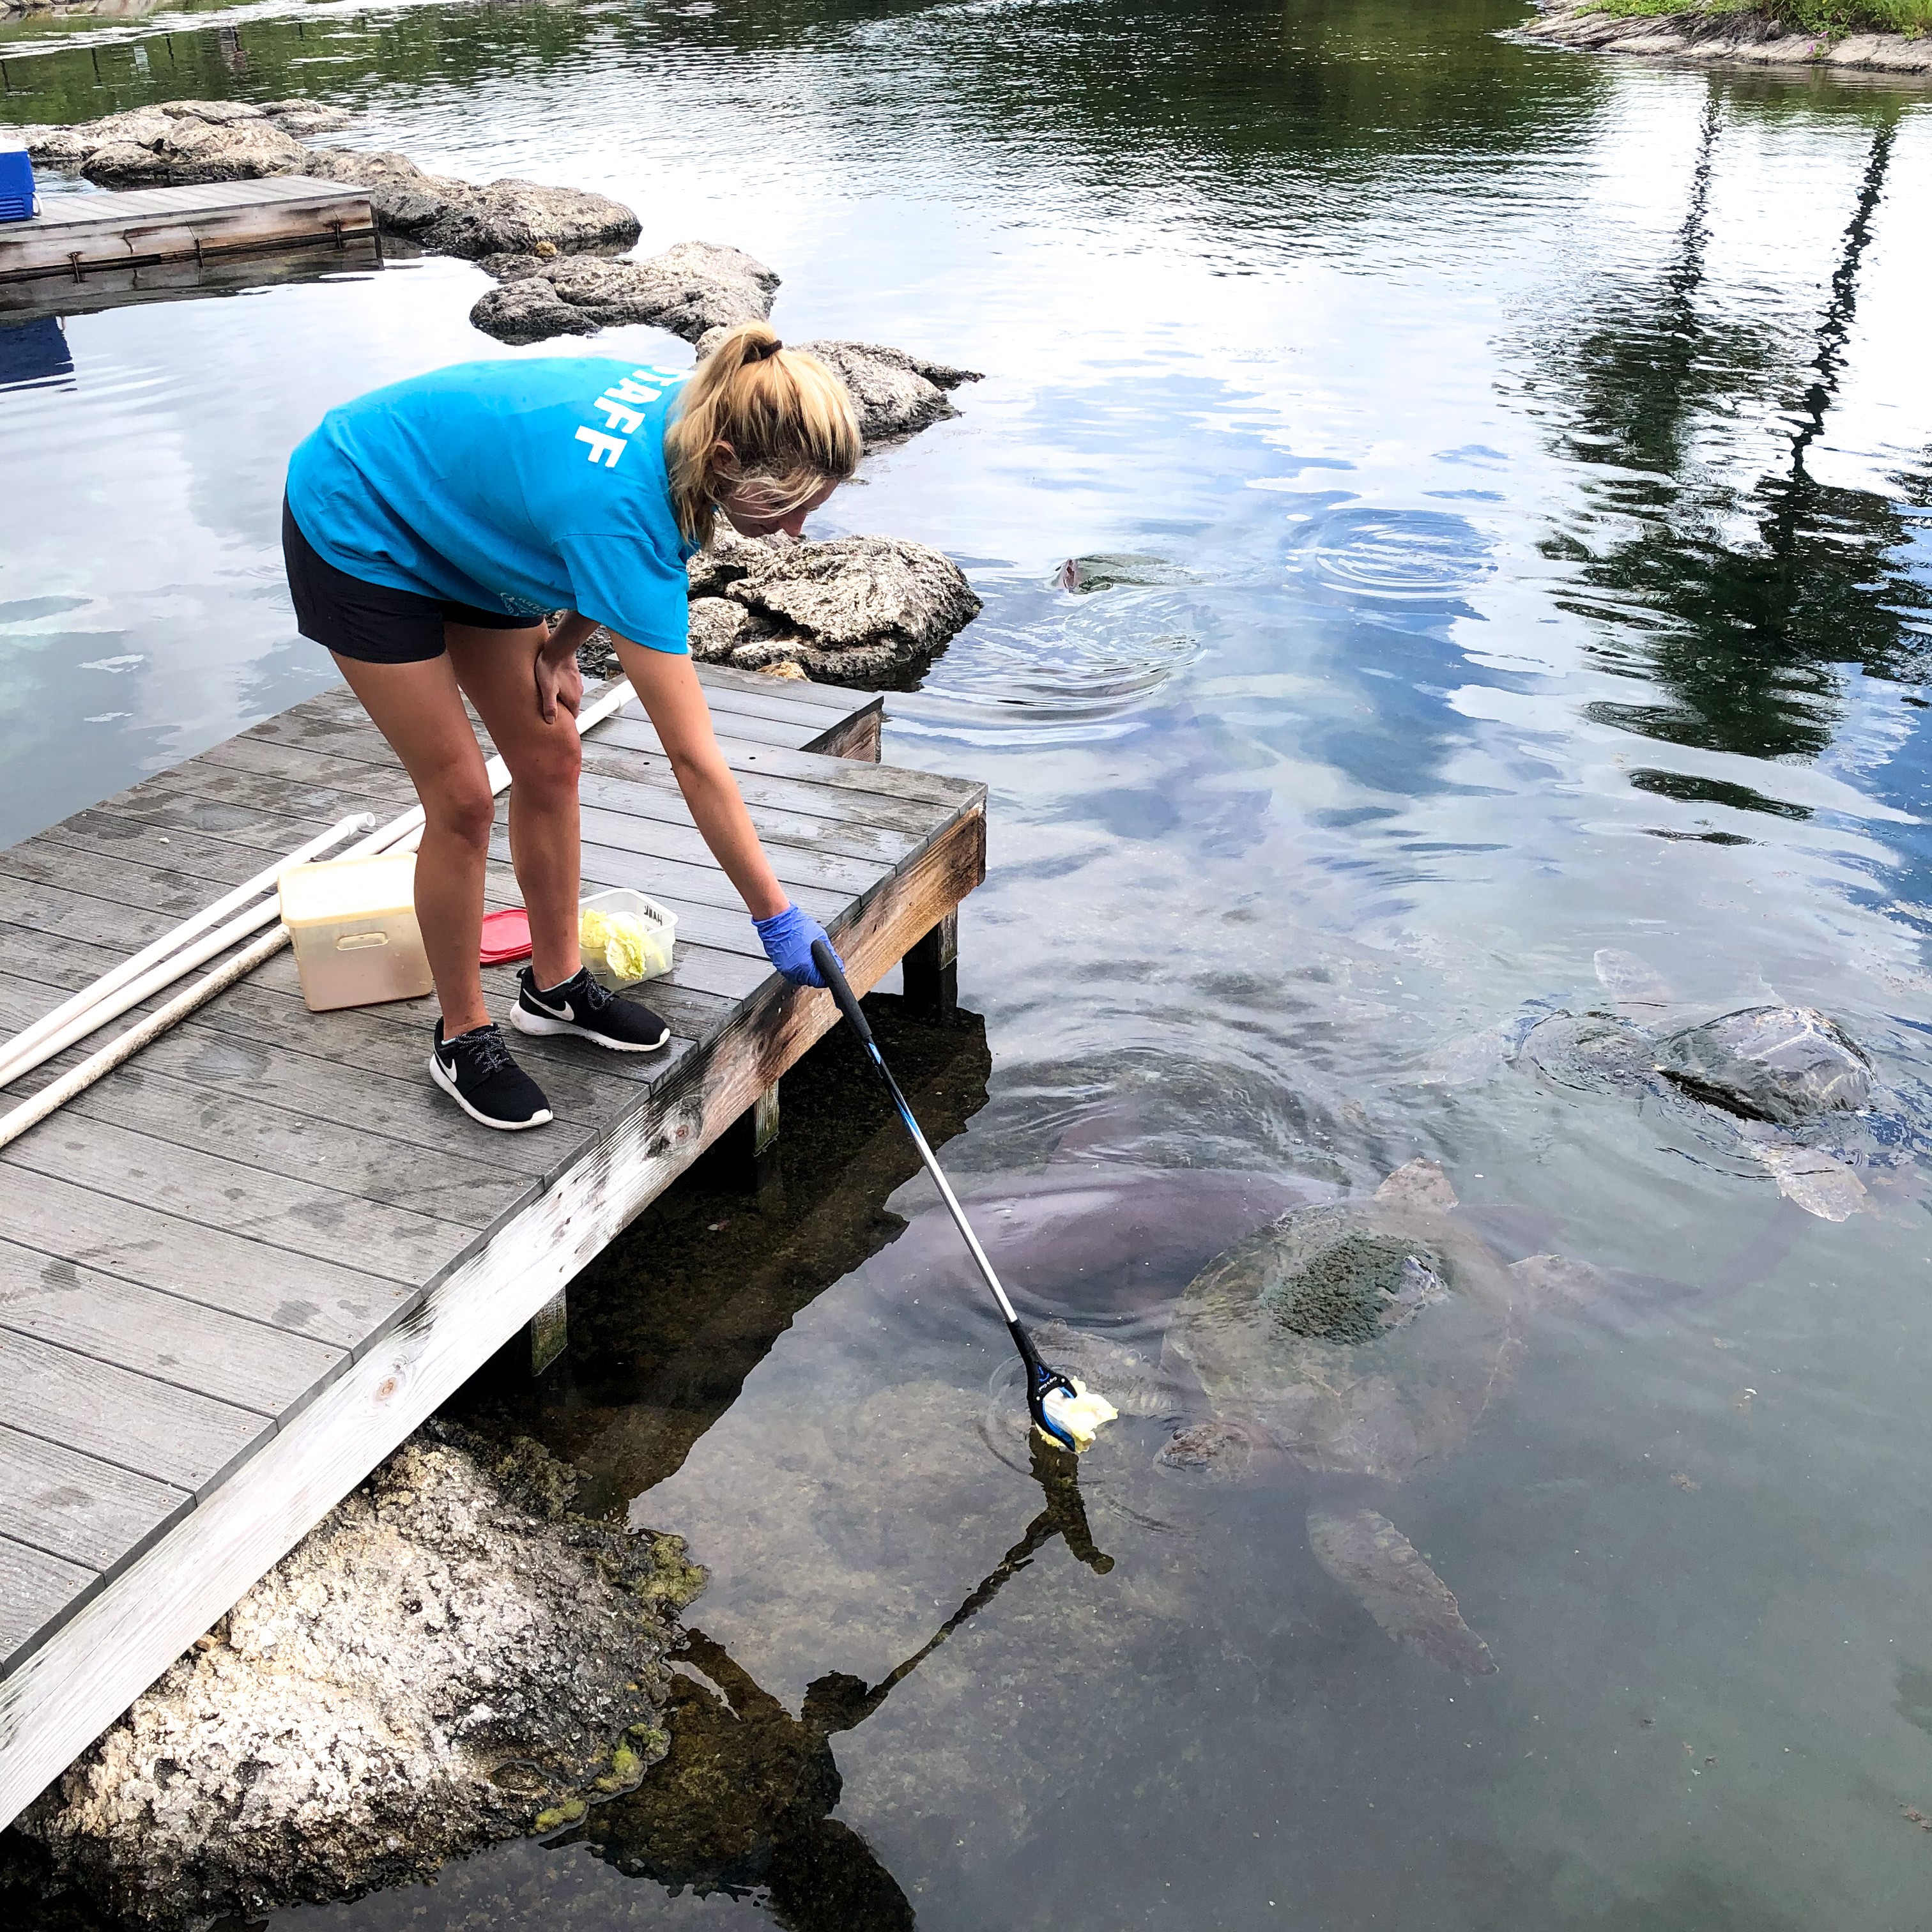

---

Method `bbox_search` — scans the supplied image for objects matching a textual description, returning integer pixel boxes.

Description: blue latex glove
[755,903,839,988]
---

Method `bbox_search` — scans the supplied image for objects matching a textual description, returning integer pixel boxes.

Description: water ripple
[908,604,1201,745]
[1285,505,1493,602]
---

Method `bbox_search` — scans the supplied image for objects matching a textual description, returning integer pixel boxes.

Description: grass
[1587,0,1932,36]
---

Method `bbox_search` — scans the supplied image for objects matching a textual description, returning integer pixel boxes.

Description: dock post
[902,910,958,1022]
[529,1288,568,1376]
[710,1077,781,1196]
[751,1079,781,1160]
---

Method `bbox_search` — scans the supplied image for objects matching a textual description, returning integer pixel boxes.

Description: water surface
[4,1,1932,1926]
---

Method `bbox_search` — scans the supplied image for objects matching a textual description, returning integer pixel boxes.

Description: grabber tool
[811,940,1117,1452]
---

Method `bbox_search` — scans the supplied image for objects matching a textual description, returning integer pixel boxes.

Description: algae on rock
[17,1427,705,1929]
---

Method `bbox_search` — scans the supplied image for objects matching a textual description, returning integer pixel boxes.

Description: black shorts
[282,497,536,664]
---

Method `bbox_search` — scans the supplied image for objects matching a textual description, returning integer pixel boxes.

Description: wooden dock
[0,177,377,286]
[0,665,985,1824]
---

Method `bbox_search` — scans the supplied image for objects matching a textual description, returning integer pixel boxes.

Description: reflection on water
[4,0,1932,1925]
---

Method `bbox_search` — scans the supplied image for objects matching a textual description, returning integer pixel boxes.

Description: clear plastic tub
[279,851,434,1012]
[578,887,677,988]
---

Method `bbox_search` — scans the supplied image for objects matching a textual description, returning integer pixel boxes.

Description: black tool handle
[811,938,873,1045]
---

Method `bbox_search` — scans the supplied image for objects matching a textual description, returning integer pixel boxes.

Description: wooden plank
[0,1247,345,1415]
[691,661,874,717]
[0,838,266,924]
[0,929,707,1143]
[3,1114,485,1289]
[0,1538,98,1673]
[0,183,376,285]
[0,1169,410,1351]
[27,178,360,224]
[61,1063,535,1231]
[504,832,846,935]
[0,1426,188,1575]
[0,1331,270,1496]
[33,806,325,883]
[594,712,979,808]
[577,802,882,896]
[0,797,985,1806]
[283,665,869,737]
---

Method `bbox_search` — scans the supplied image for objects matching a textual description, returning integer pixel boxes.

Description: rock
[687,594,779,660]
[259,98,356,137]
[686,531,981,686]
[296,146,473,232]
[465,268,605,344]
[26,101,310,186]
[1519,2,1932,74]
[691,334,981,445]
[415,178,640,259]
[17,1429,705,1928]
[471,239,779,346]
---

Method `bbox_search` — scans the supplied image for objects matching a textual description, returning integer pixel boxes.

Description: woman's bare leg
[327,650,495,1037]
[443,623,584,991]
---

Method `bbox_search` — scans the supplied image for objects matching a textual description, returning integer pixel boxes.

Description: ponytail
[664,321,862,546]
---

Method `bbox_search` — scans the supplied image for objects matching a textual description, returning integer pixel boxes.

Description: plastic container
[479,907,533,967]
[279,851,434,1012]
[578,887,677,988]
[0,150,36,226]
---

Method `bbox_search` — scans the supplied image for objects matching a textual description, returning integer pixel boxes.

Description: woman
[283,323,857,1131]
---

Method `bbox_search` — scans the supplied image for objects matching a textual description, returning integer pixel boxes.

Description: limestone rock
[686,530,980,687]
[17,1429,705,1928]
[26,100,314,185]
[691,332,981,444]
[1519,3,1932,73]
[733,535,981,652]
[258,98,356,137]
[470,240,779,346]
[413,178,641,259]
[296,146,473,233]
[795,340,982,443]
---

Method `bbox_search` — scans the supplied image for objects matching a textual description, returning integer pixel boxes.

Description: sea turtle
[1035,1158,1609,1679]
[1514,949,1894,1222]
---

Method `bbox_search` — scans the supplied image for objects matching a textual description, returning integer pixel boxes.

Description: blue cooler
[0,149,36,224]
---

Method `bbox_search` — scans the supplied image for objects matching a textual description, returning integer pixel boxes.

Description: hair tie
[747,334,783,362]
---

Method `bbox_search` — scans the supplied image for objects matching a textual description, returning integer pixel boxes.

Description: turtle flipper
[1307,1507,1496,1678]
[1753,1143,1866,1221]
[1593,947,1673,1018]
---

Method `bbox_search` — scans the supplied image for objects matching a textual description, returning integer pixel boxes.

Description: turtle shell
[1651,1006,1872,1128]
[1165,1197,1526,1482]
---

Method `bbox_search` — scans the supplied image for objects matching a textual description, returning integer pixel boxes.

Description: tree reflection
[1544,96,1931,765]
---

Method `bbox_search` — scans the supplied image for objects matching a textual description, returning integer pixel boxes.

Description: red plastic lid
[480,907,532,966]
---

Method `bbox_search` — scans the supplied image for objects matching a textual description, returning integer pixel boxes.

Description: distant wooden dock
[0,666,984,1823]
[0,176,376,285]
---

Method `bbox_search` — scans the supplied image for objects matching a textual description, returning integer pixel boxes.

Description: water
[4,1,1932,1925]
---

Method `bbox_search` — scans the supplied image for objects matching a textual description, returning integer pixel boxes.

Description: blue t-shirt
[286,358,698,653]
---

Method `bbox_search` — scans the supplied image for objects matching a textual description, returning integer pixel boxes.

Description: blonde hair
[664,322,862,545]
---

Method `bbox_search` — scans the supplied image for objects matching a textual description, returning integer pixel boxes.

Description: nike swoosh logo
[527,993,573,1018]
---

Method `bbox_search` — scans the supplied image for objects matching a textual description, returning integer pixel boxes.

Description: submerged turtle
[1515,949,1886,1222]
[1038,1159,1609,1680]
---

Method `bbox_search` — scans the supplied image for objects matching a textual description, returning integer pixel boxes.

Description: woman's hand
[754,903,840,988]
[534,634,584,724]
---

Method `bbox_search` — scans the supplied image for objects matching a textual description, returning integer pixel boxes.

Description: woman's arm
[608,634,790,921]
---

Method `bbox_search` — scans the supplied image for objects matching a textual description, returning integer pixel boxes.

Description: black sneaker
[429,1020,553,1131]
[510,965,672,1054]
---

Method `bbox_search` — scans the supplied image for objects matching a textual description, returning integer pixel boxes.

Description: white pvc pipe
[0,925,292,1154]
[0,678,634,1122]
[0,811,375,1087]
